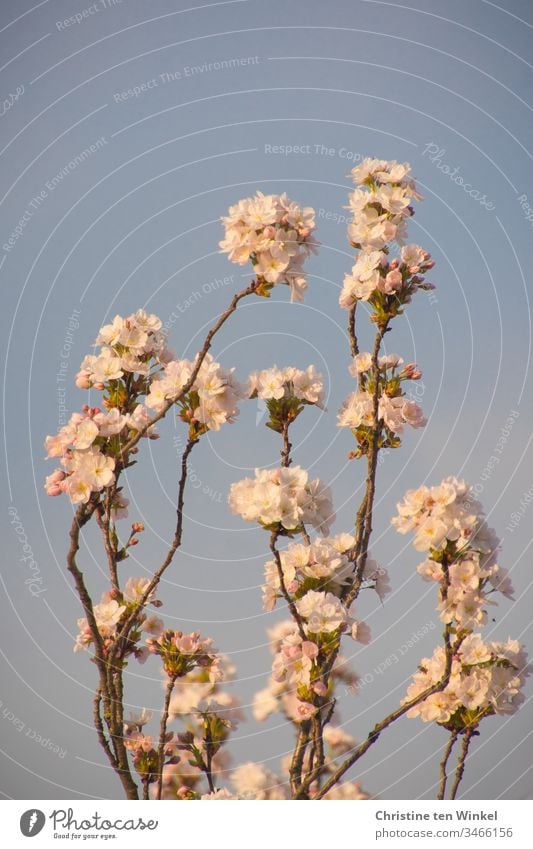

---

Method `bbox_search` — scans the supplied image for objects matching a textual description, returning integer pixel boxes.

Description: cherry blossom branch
[345,319,390,609]
[437,729,459,800]
[116,282,257,465]
[280,420,292,468]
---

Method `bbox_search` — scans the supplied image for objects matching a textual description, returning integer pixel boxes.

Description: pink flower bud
[76,372,92,389]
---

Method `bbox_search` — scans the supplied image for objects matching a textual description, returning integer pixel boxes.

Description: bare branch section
[156,673,178,800]
[438,730,459,800]
[450,727,476,800]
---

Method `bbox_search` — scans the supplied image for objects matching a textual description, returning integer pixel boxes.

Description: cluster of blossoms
[392,476,514,631]
[44,309,247,503]
[252,620,359,725]
[339,159,435,319]
[394,476,528,731]
[228,466,334,534]
[123,647,241,796]
[44,310,169,505]
[262,532,389,612]
[145,353,246,434]
[338,353,426,457]
[219,191,317,302]
[146,630,219,679]
[248,365,325,408]
[74,576,163,658]
[44,405,153,505]
[404,636,529,726]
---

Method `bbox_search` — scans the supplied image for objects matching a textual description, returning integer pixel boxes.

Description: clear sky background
[1,0,533,801]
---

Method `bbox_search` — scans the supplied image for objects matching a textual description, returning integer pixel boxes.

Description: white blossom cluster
[337,353,426,455]
[219,191,317,302]
[228,466,334,534]
[45,310,246,503]
[74,577,163,658]
[404,636,529,725]
[76,309,171,388]
[248,364,324,407]
[261,532,389,612]
[394,476,528,728]
[145,352,246,432]
[339,159,435,310]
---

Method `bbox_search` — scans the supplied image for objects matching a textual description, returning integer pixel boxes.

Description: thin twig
[115,282,257,464]
[348,304,359,359]
[95,500,119,590]
[156,674,178,800]
[110,437,197,660]
[437,730,459,800]
[450,728,476,800]
[280,421,292,468]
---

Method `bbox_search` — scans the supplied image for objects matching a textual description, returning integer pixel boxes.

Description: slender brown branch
[437,730,459,800]
[156,673,178,800]
[280,421,292,468]
[269,532,306,641]
[93,689,118,771]
[345,320,390,609]
[348,303,359,359]
[116,282,257,464]
[289,722,311,798]
[450,728,476,800]
[95,499,119,590]
[110,437,197,660]
[67,501,106,667]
